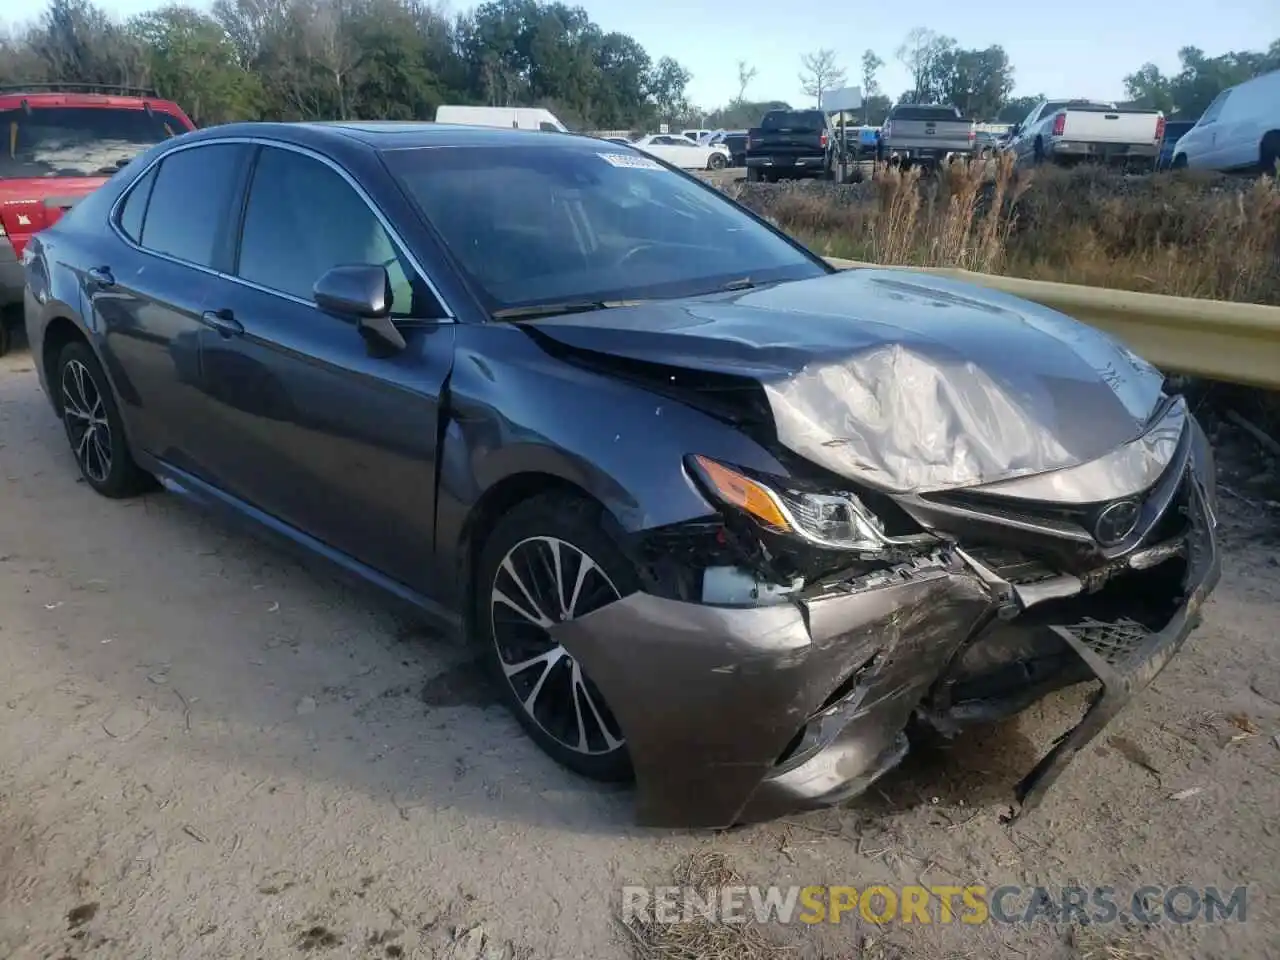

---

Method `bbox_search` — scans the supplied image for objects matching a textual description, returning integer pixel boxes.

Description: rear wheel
[474,493,639,782]
[0,315,10,358]
[55,340,152,498]
[746,166,760,182]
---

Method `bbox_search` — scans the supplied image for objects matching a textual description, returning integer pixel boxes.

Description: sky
[33,0,1280,110]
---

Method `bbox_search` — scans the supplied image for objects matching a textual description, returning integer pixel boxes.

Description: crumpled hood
[528,268,1168,494]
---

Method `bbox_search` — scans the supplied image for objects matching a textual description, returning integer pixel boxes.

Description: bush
[722,157,1280,306]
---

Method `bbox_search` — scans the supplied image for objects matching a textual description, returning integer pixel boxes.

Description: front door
[194,143,455,595]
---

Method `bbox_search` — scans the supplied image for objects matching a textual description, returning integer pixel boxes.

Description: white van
[1171,69,1280,173]
[434,105,568,133]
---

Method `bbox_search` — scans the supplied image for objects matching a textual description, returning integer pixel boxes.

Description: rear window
[889,105,963,122]
[761,111,825,132]
[0,106,187,178]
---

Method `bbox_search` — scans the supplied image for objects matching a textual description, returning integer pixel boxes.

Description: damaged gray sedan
[25,122,1219,830]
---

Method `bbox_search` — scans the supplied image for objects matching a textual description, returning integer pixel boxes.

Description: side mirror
[313,263,406,353]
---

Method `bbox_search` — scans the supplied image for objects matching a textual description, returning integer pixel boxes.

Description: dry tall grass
[727,157,1280,306]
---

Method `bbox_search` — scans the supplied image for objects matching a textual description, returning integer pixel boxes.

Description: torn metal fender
[548,568,992,829]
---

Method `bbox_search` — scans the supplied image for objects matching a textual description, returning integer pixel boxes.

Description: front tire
[0,316,10,358]
[56,340,152,498]
[1261,132,1280,176]
[707,152,727,170]
[746,166,761,182]
[474,493,639,782]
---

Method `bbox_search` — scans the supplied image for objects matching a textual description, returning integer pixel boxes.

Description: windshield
[0,106,186,178]
[761,111,825,132]
[891,106,962,121]
[383,144,825,311]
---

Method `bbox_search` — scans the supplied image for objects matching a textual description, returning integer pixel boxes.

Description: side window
[236,146,418,317]
[139,143,245,267]
[117,166,156,243]
[1199,92,1230,125]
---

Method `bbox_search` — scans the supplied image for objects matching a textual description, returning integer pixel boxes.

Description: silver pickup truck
[1007,99,1164,168]
[880,104,975,165]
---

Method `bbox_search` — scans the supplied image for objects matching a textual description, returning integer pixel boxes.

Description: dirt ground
[2,342,1278,960]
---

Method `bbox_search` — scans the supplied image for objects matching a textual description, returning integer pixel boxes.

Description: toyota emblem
[1094,498,1141,545]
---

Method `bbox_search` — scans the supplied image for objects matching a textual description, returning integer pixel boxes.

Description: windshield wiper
[719,277,760,291]
[490,299,648,321]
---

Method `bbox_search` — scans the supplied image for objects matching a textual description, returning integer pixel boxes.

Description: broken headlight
[688,455,886,551]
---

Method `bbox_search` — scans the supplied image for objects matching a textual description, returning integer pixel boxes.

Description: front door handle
[200,309,244,338]
[86,266,114,287]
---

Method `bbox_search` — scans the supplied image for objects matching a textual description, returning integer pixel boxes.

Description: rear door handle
[86,266,114,287]
[200,309,244,338]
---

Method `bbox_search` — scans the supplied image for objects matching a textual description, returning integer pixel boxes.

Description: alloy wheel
[61,358,112,484]
[489,536,626,756]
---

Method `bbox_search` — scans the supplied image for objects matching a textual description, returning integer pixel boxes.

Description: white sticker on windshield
[597,152,665,170]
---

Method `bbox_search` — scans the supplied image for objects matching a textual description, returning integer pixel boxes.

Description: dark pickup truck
[745,109,834,182]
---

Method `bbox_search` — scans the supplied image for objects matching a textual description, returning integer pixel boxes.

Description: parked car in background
[1170,69,1280,173]
[1007,99,1163,169]
[1157,119,1198,170]
[745,109,836,182]
[434,105,567,132]
[880,104,975,166]
[705,129,748,166]
[680,128,713,143]
[973,130,1002,156]
[0,82,195,356]
[23,120,1220,830]
[631,133,729,170]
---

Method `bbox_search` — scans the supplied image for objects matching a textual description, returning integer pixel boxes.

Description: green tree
[129,5,263,124]
[935,45,1013,119]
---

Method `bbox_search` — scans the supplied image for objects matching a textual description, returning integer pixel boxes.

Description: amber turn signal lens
[692,455,791,531]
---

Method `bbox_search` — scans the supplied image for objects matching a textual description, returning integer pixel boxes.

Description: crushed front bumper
[550,449,1219,830]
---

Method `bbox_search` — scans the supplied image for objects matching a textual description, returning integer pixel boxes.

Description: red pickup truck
[0,83,196,355]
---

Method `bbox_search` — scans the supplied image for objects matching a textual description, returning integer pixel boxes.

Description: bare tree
[896,26,953,103]
[860,49,883,122]
[799,48,846,106]
[301,0,364,119]
[735,59,757,104]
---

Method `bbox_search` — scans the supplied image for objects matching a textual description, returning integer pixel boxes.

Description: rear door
[759,111,826,159]
[195,142,455,593]
[887,106,970,151]
[1060,107,1159,145]
[95,141,250,469]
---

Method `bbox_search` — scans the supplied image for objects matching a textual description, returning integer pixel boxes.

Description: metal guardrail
[827,258,1280,390]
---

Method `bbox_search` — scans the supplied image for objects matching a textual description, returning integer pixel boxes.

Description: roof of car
[0,90,187,112]
[187,120,601,152]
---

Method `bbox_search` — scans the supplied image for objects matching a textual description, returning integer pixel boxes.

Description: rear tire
[55,340,153,498]
[746,166,760,182]
[0,316,10,358]
[474,492,640,783]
